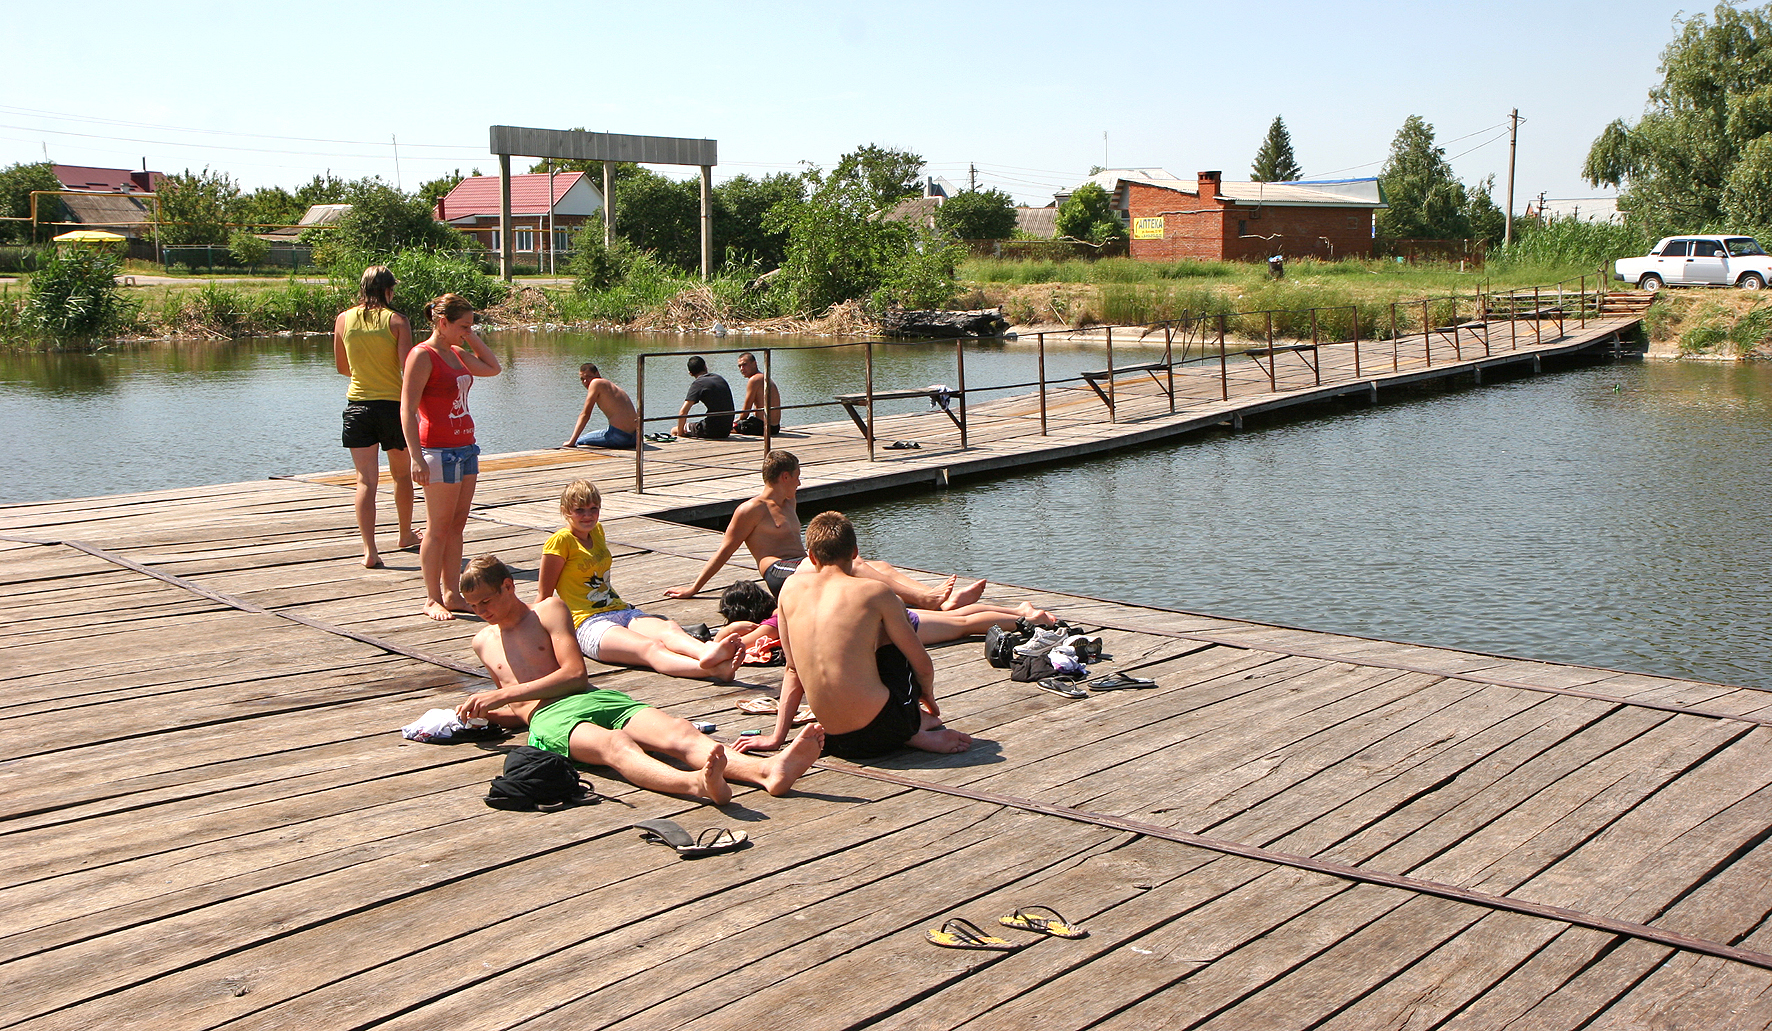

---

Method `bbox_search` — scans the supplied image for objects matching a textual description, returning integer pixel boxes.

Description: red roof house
[434,172,603,256]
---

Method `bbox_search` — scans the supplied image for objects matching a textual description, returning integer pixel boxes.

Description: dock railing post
[1266,312,1276,391]
[762,348,773,454]
[1391,303,1399,372]
[1352,306,1362,378]
[1218,314,1229,400]
[1165,321,1175,413]
[1422,299,1432,366]
[1037,332,1048,435]
[635,355,646,493]
[1579,275,1587,328]
[1106,325,1116,423]
[865,339,876,462]
[1450,295,1461,360]
[1480,289,1491,356]
[955,337,968,449]
[1534,287,1542,345]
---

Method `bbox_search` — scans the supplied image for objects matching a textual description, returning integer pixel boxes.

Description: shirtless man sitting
[734,351,781,436]
[736,512,970,761]
[563,363,639,450]
[455,554,823,804]
[663,449,986,611]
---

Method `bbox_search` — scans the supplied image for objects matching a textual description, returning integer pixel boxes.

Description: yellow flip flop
[998,905,1088,939]
[925,917,1018,950]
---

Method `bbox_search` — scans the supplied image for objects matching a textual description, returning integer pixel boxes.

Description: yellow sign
[1132,216,1165,240]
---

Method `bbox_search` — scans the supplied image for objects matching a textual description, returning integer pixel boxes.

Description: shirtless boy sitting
[455,555,823,804]
[563,363,639,450]
[738,513,971,761]
[664,450,986,610]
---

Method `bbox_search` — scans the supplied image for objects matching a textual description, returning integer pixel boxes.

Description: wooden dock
[12,309,1772,1030]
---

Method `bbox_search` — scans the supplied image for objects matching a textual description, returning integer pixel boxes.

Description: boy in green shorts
[455,555,824,804]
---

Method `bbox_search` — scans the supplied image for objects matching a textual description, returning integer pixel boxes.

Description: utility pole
[1504,108,1518,247]
[391,135,401,190]
[968,163,977,192]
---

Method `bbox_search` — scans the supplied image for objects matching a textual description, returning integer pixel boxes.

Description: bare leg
[624,709,824,797]
[439,473,476,612]
[386,447,419,549]
[907,709,972,754]
[567,723,730,803]
[348,445,384,568]
[913,609,1017,645]
[855,557,955,610]
[417,474,474,620]
[594,620,742,681]
[941,578,988,610]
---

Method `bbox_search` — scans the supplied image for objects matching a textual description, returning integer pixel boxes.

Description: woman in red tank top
[399,293,503,621]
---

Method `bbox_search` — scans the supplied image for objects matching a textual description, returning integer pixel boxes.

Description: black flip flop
[1036,677,1088,699]
[635,818,749,858]
[885,440,921,450]
[1089,673,1157,691]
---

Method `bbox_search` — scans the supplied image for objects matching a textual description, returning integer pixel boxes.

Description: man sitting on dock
[734,351,781,436]
[663,449,986,611]
[675,355,734,440]
[739,512,970,761]
[563,363,639,450]
[455,555,823,804]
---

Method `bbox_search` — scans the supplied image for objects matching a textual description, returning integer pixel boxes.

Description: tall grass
[1489,217,1652,275]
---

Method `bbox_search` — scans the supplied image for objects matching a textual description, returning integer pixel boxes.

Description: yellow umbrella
[53,230,128,246]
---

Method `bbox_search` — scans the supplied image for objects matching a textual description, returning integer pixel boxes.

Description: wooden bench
[1078,361,1173,407]
[834,387,964,438]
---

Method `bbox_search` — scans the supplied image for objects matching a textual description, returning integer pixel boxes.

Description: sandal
[999,905,1088,939]
[1089,673,1157,691]
[925,917,1018,950]
[1036,677,1088,699]
[635,819,749,858]
[735,697,779,715]
[885,440,921,450]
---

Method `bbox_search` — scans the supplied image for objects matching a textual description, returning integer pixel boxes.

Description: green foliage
[960,256,1238,284]
[831,144,925,211]
[1465,175,1506,247]
[1055,183,1126,245]
[234,186,302,231]
[611,169,704,271]
[1489,215,1653,273]
[0,162,62,244]
[873,232,960,310]
[227,231,270,269]
[1585,4,1772,235]
[1251,116,1303,182]
[716,172,802,269]
[567,219,633,291]
[417,170,467,214]
[156,167,241,246]
[0,245,53,273]
[1376,116,1471,239]
[934,188,1019,240]
[326,247,508,315]
[308,179,464,261]
[22,248,136,341]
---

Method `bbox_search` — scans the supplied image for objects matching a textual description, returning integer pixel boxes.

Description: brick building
[434,172,604,259]
[1125,172,1386,262]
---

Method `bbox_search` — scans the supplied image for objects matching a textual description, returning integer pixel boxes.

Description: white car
[1614,235,1772,291]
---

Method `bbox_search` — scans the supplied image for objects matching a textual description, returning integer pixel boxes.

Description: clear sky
[1,0,1697,210]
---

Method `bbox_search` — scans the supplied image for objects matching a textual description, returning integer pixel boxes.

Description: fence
[963,238,1130,261]
[621,268,1623,492]
[161,245,316,272]
[1374,238,1488,267]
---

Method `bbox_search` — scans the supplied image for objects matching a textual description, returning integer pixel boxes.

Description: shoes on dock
[927,906,1089,949]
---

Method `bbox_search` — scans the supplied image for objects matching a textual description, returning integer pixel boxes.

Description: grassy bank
[1645,290,1772,357]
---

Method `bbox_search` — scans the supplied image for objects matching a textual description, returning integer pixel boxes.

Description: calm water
[5,332,1771,689]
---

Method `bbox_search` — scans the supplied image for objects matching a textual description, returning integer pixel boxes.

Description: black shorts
[821,645,923,761]
[683,418,731,440]
[342,400,406,451]
[764,558,802,597]
[735,416,781,436]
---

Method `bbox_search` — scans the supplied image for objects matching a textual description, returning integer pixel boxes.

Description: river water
[5,332,1770,689]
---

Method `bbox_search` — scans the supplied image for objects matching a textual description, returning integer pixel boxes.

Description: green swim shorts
[525,689,650,756]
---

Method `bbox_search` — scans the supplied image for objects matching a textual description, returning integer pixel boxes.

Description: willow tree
[1250,116,1303,182]
[1584,3,1772,235]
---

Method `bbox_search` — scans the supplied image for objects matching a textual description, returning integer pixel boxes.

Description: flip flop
[736,697,779,715]
[1036,678,1089,699]
[998,905,1088,939]
[925,917,1019,951]
[792,705,816,726]
[885,440,921,450]
[634,819,749,858]
[1089,673,1157,691]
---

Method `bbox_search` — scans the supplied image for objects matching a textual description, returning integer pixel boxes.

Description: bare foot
[909,726,973,754]
[398,530,422,551]
[698,744,733,804]
[921,574,956,610]
[762,723,825,796]
[1016,602,1055,625]
[698,629,742,674]
[441,590,473,614]
[363,554,384,569]
[942,579,988,610]
[424,600,457,621]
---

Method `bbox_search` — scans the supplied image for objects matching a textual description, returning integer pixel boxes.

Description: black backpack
[985,621,1033,668]
[483,746,599,811]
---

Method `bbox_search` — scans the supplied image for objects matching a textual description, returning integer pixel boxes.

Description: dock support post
[699,165,713,282]
[1266,312,1276,391]
[1232,413,1243,431]
[1165,322,1175,413]
[634,356,646,493]
[498,153,512,282]
[1390,303,1399,372]
[1218,315,1229,400]
[1422,299,1431,366]
[1368,382,1378,403]
[1473,365,1483,385]
[602,161,614,246]
[1037,332,1048,435]
[955,338,968,449]
[1533,353,1541,373]
[865,340,876,461]
[1106,326,1115,423]
[1353,307,1362,378]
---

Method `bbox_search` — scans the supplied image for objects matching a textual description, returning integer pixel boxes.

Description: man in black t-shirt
[675,355,735,439]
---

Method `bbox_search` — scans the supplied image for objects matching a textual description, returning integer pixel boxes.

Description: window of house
[1238,220,1247,237]
[554,228,571,252]
[514,230,536,252]
[489,231,501,253]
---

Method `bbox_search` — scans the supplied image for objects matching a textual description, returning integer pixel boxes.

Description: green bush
[228,231,270,270]
[1489,216,1651,275]
[328,248,509,317]
[0,245,52,273]
[22,248,137,341]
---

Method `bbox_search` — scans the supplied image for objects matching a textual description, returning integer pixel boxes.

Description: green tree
[1375,116,1470,239]
[0,161,62,244]
[1465,175,1506,247]
[293,173,351,208]
[235,186,303,231]
[417,169,468,215]
[24,247,134,340]
[715,172,802,269]
[1055,182,1125,244]
[1250,116,1303,182]
[1585,4,1772,235]
[308,178,462,260]
[831,144,925,211]
[934,188,1019,240]
[228,230,270,269]
[155,167,241,246]
[611,169,703,270]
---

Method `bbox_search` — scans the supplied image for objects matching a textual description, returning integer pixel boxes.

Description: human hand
[663,585,697,599]
[410,457,430,486]
[918,684,941,719]
[731,733,782,754]
[456,690,501,720]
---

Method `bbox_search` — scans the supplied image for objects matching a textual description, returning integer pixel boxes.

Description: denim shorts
[420,443,480,484]
[575,607,656,660]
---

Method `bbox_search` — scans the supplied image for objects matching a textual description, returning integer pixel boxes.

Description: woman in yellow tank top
[332,265,417,568]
